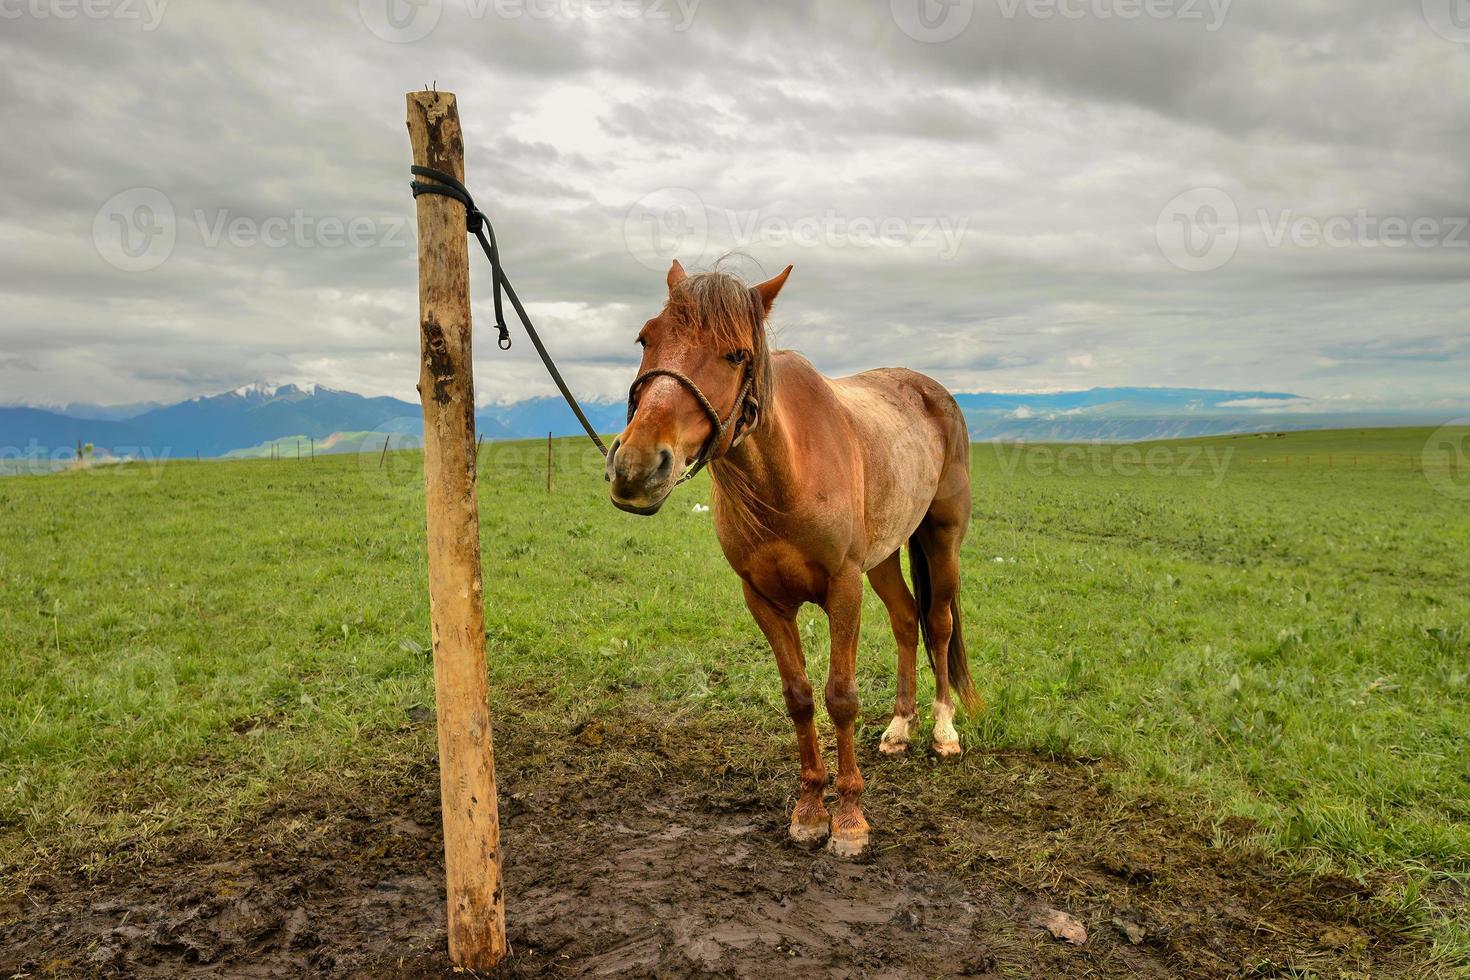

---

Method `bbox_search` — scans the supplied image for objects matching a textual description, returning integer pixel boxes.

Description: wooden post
[311,437,315,461]
[407,89,506,972]
[379,435,391,469]
[547,432,553,494]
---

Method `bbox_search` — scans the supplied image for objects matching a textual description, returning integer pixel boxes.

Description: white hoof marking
[932,701,962,758]
[879,714,913,755]
[826,832,869,859]
[789,820,829,846]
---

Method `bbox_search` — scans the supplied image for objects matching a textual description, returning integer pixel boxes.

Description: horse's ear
[667,259,687,293]
[754,265,793,316]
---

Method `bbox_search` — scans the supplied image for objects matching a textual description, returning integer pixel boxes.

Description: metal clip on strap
[410,165,608,455]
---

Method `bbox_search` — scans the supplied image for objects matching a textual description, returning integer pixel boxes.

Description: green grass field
[2,427,1468,965]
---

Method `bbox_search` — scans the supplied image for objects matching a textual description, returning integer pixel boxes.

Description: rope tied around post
[410,165,608,456]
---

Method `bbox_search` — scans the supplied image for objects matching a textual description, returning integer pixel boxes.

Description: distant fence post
[379,435,391,469]
[547,431,553,494]
[406,89,507,972]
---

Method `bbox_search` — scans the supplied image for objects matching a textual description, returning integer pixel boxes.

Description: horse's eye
[725,350,747,364]
[636,337,647,348]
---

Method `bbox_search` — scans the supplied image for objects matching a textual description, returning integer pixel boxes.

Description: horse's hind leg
[917,514,966,758]
[742,581,830,846]
[868,550,919,756]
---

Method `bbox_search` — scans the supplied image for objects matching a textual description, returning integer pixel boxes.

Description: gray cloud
[0,0,1466,412]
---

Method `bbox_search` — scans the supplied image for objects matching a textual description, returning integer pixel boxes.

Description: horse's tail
[907,534,982,714]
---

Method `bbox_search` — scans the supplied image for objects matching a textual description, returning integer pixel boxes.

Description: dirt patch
[0,711,1432,978]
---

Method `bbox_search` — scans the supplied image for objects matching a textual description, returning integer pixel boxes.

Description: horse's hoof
[880,715,915,756]
[932,739,963,760]
[826,830,869,859]
[789,819,830,848]
[879,735,911,757]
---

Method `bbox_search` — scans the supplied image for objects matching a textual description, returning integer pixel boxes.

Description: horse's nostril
[605,439,619,482]
[654,447,674,481]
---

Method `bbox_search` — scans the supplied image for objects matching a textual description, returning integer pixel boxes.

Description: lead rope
[410,165,608,456]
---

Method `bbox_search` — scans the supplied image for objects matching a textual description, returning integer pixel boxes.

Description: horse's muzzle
[606,437,676,516]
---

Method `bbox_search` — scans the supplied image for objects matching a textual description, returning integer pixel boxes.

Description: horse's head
[607,260,791,515]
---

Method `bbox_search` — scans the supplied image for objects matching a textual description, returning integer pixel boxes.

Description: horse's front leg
[823,564,869,858]
[742,581,830,846]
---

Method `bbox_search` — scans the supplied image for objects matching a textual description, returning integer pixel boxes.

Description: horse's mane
[666,270,781,544]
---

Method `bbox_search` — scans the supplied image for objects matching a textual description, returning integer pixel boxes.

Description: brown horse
[607,260,979,858]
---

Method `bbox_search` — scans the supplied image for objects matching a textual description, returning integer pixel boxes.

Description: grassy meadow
[1,426,1468,963]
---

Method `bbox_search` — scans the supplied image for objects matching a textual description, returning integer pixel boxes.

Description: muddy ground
[1,709,1432,978]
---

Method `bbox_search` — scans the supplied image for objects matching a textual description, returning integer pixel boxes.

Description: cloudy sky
[1,0,1467,412]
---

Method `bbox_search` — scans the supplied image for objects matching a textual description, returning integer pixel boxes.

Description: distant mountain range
[1,383,616,463]
[0,382,1452,467]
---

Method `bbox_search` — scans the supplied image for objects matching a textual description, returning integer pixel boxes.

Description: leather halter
[625,363,755,486]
